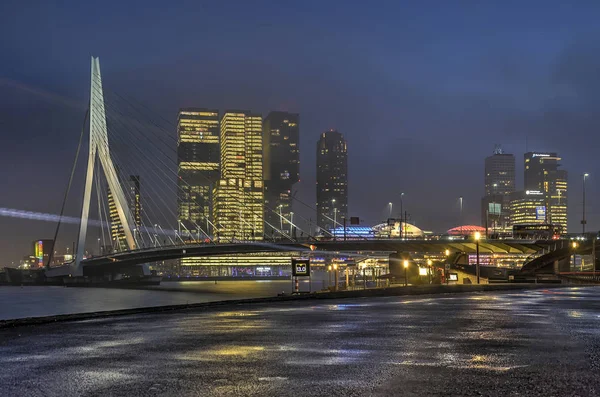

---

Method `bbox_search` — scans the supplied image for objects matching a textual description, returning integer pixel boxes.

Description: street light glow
[445,249,450,256]
[403,260,409,268]
[474,231,481,240]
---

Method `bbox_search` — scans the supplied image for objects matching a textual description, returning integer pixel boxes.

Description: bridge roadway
[78,239,555,269]
[2,287,599,395]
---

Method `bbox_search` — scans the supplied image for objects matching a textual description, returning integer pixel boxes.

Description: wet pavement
[1,286,600,396]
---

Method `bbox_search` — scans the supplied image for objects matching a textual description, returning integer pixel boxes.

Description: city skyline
[1,2,600,263]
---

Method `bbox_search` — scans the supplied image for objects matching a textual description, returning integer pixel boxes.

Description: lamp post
[289,212,294,237]
[278,205,283,236]
[474,231,481,284]
[388,202,393,219]
[332,198,338,241]
[399,193,405,239]
[333,263,338,291]
[445,249,450,284]
[403,259,409,287]
[583,173,589,236]
[572,241,579,271]
[427,259,432,284]
[459,197,463,236]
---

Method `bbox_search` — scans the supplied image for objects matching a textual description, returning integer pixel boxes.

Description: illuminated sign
[419,267,428,276]
[536,206,546,220]
[488,202,501,216]
[526,190,543,195]
[532,153,550,158]
[292,258,310,277]
[448,273,458,281]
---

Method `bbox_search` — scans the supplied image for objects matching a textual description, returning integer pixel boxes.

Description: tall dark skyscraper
[481,145,515,229]
[263,111,299,237]
[177,109,220,236]
[316,129,348,231]
[523,152,568,232]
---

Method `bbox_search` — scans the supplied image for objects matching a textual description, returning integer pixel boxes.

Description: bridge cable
[47,106,89,268]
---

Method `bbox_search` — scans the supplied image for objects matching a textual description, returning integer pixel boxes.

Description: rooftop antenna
[493,144,503,155]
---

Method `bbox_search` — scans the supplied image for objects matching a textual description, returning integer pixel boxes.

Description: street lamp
[459,197,463,236]
[403,259,409,287]
[572,241,579,271]
[333,263,338,291]
[474,231,481,284]
[399,193,405,239]
[278,205,284,235]
[583,173,589,236]
[427,259,433,284]
[388,202,393,218]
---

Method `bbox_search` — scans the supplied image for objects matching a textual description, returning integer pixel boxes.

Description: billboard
[292,258,310,277]
[488,202,501,216]
[535,206,546,221]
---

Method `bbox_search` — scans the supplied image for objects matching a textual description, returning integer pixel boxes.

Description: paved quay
[1,286,600,396]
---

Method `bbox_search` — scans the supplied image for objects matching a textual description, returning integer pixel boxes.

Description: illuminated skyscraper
[509,190,546,225]
[263,111,299,237]
[213,111,264,241]
[316,129,348,230]
[524,152,568,232]
[177,109,220,237]
[481,146,515,229]
[108,175,141,252]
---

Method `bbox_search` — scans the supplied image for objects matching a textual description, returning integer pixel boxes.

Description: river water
[0,279,329,320]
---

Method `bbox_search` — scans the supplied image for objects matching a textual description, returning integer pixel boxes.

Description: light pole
[289,212,294,237]
[445,249,450,284]
[278,205,283,235]
[474,231,481,284]
[427,259,432,284]
[399,193,405,239]
[583,173,589,236]
[572,241,579,271]
[388,202,393,218]
[459,196,463,236]
[333,263,338,291]
[403,260,409,287]
[97,238,101,256]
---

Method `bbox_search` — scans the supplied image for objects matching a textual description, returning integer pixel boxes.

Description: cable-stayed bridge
[43,58,572,282]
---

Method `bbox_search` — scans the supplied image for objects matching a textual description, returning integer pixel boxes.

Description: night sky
[1,1,600,264]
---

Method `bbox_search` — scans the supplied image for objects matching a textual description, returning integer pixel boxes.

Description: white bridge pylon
[75,57,136,266]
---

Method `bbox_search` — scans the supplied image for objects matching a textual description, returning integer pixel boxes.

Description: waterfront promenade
[1,287,600,396]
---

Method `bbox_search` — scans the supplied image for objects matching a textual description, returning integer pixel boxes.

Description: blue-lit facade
[328,226,374,239]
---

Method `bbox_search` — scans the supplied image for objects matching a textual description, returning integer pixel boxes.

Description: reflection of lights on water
[568,310,583,318]
[215,311,259,317]
[177,345,265,361]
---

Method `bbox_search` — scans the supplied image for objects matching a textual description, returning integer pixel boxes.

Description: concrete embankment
[0,283,586,329]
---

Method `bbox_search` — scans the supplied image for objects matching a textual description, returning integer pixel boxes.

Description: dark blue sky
[1,1,600,262]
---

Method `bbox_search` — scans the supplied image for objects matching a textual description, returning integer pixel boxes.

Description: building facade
[509,190,547,225]
[263,111,299,238]
[524,152,568,232]
[316,129,348,230]
[177,109,220,238]
[108,174,141,252]
[213,111,264,241]
[481,146,515,229]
